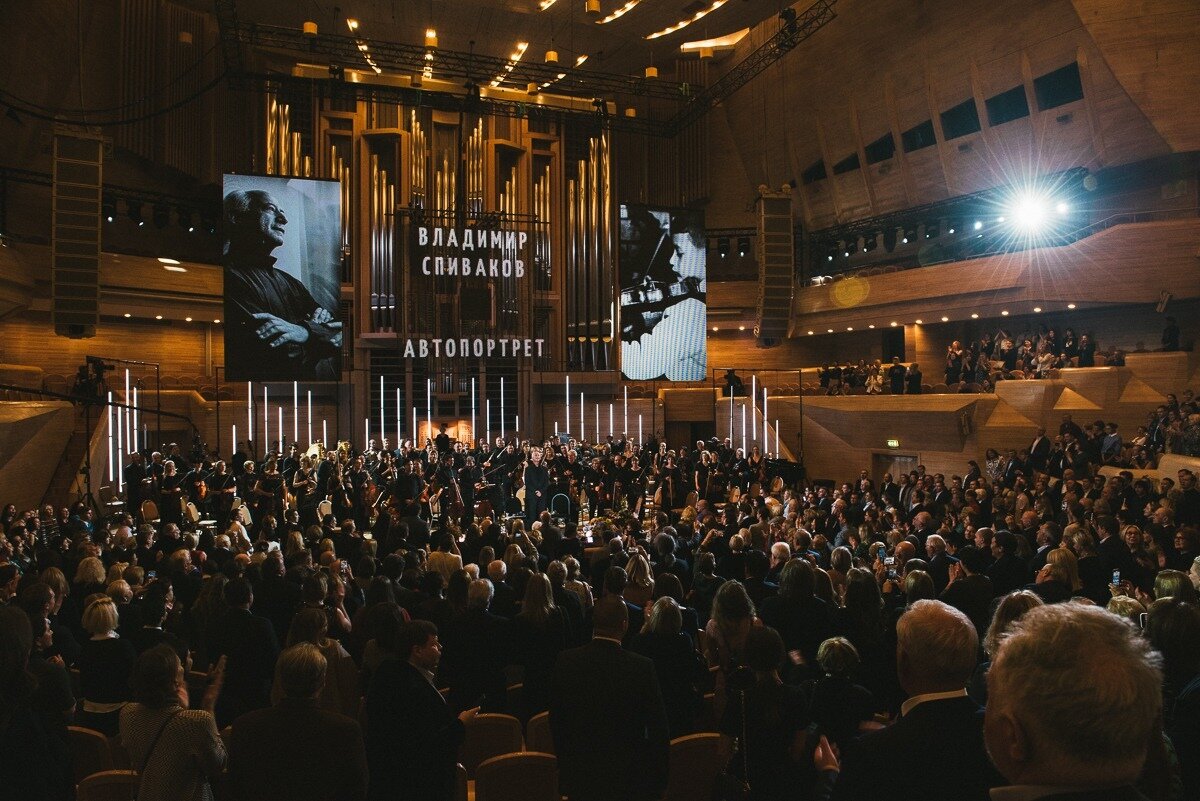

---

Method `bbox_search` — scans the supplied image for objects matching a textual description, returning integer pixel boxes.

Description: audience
[3,418,1200,801]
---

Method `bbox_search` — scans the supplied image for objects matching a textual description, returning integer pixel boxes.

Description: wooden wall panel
[0,403,75,510]
[0,312,222,379]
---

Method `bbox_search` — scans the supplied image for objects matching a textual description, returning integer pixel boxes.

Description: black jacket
[832,695,1002,801]
[365,658,464,801]
[440,607,511,712]
[230,697,368,801]
[209,607,281,726]
[550,638,669,801]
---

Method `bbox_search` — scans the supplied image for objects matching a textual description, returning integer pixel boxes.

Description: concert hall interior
[1,2,1199,801]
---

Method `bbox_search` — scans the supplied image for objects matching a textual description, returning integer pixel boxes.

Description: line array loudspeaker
[755,188,794,344]
[52,130,104,339]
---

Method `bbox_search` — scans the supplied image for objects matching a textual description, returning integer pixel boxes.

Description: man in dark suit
[831,600,1001,801]
[1095,515,1133,581]
[984,604,1161,801]
[601,567,644,646]
[939,547,994,639]
[1027,521,1061,583]
[365,620,471,801]
[485,560,520,619]
[1028,427,1051,473]
[209,578,281,726]
[550,598,669,801]
[229,643,369,801]
[439,578,510,712]
[987,530,1029,597]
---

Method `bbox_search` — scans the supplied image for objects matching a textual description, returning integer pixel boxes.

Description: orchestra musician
[458,456,483,530]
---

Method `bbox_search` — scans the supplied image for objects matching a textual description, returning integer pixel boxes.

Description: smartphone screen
[1111,569,1121,585]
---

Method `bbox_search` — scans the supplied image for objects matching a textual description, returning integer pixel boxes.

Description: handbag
[712,685,751,801]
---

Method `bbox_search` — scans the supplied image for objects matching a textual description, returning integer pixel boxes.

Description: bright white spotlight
[1010,193,1048,231]
[1056,201,1069,214]
[973,221,983,230]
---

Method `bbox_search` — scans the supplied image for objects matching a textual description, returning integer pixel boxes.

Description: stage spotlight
[126,200,144,226]
[862,235,876,253]
[736,236,749,257]
[973,220,983,231]
[153,204,170,229]
[1056,201,1069,214]
[717,237,730,259]
[1010,193,1048,231]
[925,221,939,238]
[102,195,116,223]
[902,226,915,245]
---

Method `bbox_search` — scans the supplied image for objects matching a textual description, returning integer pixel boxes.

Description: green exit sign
[886,439,900,449]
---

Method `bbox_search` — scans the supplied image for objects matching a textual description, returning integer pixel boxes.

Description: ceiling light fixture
[303,21,318,36]
[827,329,834,333]
[644,64,658,78]
[155,315,163,320]
[185,317,192,322]
[868,324,875,329]
[545,48,558,64]
[971,313,979,319]
[162,265,187,273]
[123,313,131,318]
[915,319,923,324]
[1001,310,1009,316]
[425,28,438,48]
[538,0,559,9]
[1067,303,1076,309]
[941,316,949,322]
[157,257,180,264]
[890,321,898,327]
[646,0,728,39]
[585,0,601,15]
[213,319,220,324]
[807,330,814,335]
[679,27,749,54]
[1033,306,1042,312]
[597,0,641,23]
[346,18,358,31]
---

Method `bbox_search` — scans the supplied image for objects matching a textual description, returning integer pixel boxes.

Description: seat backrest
[460,713,524,778]
[68,726,115,785]
[186,502,200,524]
[317,499,332,518]
[525,711,553,755]
[76,769,139,801]
[666,733,721,801]
[140,500,159,521]
[475,752,558,801]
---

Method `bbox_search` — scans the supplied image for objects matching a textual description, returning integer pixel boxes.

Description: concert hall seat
[525,711,554,755]
[459,713,524,778]
[76,770,139,801]
[68,726,114,785]
[42,373,71,395]
[665,733,721,801]
[932,383,948,393]
[474,752,558,801]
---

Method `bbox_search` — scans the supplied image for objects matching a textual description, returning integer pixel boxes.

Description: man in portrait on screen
[223,189,341,380]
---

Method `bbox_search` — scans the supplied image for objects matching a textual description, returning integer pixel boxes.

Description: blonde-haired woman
[78,595,137,735]
[969,590,1043,705]
[272,608,359,718]
[623,553,655,608]
[513,573,566,714]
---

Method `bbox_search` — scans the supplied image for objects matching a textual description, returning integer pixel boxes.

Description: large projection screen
[222,174,342,381]
[618,204,707,381]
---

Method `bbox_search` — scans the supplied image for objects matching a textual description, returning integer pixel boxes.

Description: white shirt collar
[900,688,967,717]
[593,634,623,646]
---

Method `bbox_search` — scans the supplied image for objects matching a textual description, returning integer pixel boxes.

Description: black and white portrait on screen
[222,174,342,381]
[619,205,707,381]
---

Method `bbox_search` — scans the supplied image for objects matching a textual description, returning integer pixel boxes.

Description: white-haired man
[984,604,1163,801]
[831,600,1002,801]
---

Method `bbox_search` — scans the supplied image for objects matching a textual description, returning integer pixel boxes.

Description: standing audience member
[984,604,1166,801]
[119,645,226,801]
[830,600,1002,801]
[77,595,138,736]
[230,643,369,801]
[209,578,280,726]
[365,620,471,801]
[550,598,670,801]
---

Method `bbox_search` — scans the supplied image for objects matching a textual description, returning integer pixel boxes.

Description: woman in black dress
[631,597,705,737]
[718,626,814,801]
[77,596,137,736]
[511,574,566,716]
[254,458,286,522]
